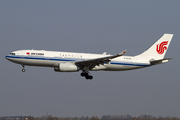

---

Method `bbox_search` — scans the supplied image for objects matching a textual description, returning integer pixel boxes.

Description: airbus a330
[5,34,173,80]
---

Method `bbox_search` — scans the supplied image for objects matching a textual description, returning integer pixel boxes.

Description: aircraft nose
[5,55,10,60]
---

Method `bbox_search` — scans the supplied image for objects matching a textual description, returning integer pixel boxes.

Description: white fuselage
[5,50,150,71]
[5,34,173,80]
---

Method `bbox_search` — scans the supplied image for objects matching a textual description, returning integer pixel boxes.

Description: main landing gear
[81,71,93,80]
[22,65,25,72]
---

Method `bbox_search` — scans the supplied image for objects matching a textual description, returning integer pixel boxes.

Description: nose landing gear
[22,65,25,72]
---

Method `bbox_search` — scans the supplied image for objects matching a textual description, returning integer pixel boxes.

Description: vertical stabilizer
[135,34,173,60]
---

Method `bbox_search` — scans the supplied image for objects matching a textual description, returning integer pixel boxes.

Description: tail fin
[135,34,173,60]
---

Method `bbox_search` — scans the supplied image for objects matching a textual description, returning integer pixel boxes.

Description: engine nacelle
[54,63,79,72]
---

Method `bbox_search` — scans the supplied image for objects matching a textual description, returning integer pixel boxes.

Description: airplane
[5,34,173,80]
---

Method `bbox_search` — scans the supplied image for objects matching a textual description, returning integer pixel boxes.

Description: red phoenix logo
[156,41,168,55]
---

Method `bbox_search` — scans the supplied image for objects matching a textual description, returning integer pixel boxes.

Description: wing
[75,50,127,68]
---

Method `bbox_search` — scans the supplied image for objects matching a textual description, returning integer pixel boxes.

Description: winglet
[109,50,127,59]
[102,52,107,55]
[118,50,127,56]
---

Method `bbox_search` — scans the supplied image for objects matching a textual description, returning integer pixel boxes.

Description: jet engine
[54,62,79,72]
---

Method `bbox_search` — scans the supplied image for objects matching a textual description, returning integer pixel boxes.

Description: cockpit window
[10,53,15,55]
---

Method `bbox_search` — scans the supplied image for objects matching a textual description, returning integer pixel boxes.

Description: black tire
[89,76,93,80]
[85,75,89,79]
[81,73,85,76]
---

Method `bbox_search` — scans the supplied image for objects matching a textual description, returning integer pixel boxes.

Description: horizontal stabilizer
[150,58,172,65]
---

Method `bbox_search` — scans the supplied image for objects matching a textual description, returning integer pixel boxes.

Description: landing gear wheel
[85,74,93,80]
[89,75,93,80]
[81,72,86,77]
[81,71,93,80]
[85,75,89,79]
[22,69,25,72]
[22,65,25,72]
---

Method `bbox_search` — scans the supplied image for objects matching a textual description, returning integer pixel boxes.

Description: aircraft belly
[105,64,142,71]
[91,65,107,71]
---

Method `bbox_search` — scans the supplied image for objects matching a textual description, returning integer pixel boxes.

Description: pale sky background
[0,0,180,118]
